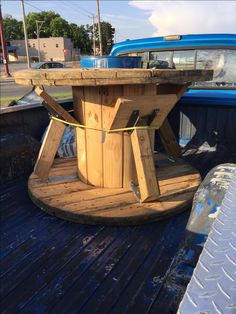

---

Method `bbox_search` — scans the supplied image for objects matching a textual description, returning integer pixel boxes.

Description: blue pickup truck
[110,33,236,148]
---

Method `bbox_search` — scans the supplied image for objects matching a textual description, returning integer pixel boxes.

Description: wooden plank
[106,94,178,131]
[14,68,213,86]
[158,119,181,159]
[84,86,103,187]
[123,133,138,187]
[72,86,88,184]
[46,188,131,208]
[144,84,157,151]
[156,85,187,158]
[122,84,144,188]
[35,86,77,123]
[156,84,186,97]
[34,119,66,181]
[131,129,160,202]
[102,85,123,188]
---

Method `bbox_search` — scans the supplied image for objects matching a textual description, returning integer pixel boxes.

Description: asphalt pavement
[1,80,71,99]
[1,62,72,99]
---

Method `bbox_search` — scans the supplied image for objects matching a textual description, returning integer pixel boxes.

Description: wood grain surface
[29,155,201,225]
[14,68,213,86]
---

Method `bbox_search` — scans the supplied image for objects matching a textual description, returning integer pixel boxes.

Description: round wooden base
[28,156,201,226]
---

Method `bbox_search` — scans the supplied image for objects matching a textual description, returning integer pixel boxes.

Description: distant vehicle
[148,59,174,69]
[31,62,64,69]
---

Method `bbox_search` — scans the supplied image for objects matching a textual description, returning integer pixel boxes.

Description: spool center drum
[74,56,142,188]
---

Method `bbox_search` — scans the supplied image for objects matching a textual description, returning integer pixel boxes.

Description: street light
[35,20,44,62]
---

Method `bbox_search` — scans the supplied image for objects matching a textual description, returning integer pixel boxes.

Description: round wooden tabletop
[14,68,213,86]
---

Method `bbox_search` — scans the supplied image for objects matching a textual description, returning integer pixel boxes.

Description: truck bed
[1,148,235,314]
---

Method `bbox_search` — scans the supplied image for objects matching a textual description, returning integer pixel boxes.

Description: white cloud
[129,1,236,36]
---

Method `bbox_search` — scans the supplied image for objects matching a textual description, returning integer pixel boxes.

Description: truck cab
[110,34,236,148]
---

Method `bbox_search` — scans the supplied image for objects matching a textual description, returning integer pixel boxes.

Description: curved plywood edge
[28,156,201,226]
[14,68,213,86]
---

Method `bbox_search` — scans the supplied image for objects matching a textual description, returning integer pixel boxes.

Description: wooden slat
[106,94,178,131]
[34,119,66,181]
[156,84,186,97]
[144,84,157,151]
[158,119,181,159]
[73,86,88,183]
[122,84,145,188]
[34,91,76,182]
[14,68,213,86]
[102,85,123,188]
[35,86,77,123]
[84,86,103,187]
[156,84,187,158]
[131,129,160,202]
[123,133,138,187]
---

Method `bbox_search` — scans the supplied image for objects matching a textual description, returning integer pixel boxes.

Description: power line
[62,1,89,19]
[24,1,43,12]
[68,2,93,16]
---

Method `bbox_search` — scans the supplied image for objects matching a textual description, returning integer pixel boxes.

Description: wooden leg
[158,119,181,159]
[34,119,65,181]
[131,129,160,203]
[35,86,78,123]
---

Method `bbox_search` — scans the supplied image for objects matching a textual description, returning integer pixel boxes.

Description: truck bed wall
[0,101,235,183]
[168,102,236,151]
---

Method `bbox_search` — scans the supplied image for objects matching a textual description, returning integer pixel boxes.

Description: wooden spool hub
[72,83,185,189]
[73,84,138,188]
[28,155,201,226]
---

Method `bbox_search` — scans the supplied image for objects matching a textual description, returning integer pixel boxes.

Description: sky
[1,0,236,42]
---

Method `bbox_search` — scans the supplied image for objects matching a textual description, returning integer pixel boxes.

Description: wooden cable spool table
[14,68,213,225]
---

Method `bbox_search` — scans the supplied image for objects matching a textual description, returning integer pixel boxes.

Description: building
[10,37,79,62]
[0,42,18,62]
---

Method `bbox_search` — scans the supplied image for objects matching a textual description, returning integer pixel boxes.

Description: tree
[50,17,71,37]
[70,23,92,53]
[3,11,115,55]
[70,24,92,54]
[3,15,23,40]
[100,21,115,55]
[26,11,60,38]
[90,21,115,55]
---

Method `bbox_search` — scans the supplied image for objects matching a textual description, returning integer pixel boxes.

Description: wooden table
[14,68,213,225]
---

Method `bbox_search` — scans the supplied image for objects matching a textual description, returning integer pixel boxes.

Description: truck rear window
[123,48,236,88]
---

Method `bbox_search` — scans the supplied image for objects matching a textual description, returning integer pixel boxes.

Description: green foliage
[3,11,115,55]
[50,17,71,37]
[3,15,23,40]
[26,11,60,38]
[70,24,92,54]
[100,21,115,55]
[88,21,115,55]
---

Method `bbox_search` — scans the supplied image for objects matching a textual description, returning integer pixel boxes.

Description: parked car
[31,61,64,69]
[148,59,174,69]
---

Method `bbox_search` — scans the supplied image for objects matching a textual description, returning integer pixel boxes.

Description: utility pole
[88,15,96,56]
[92,15,96,56]
[36,20,44,62]
[0,4,11,77]
[96,0,103,56]
[21,0,31,68]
